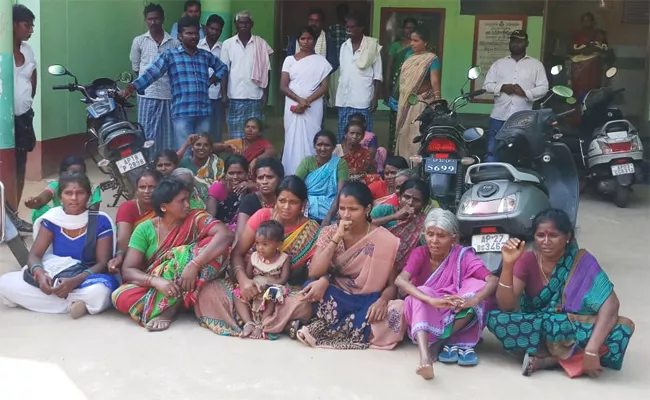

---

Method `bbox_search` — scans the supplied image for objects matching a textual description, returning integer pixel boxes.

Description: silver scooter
[455,87,579,272]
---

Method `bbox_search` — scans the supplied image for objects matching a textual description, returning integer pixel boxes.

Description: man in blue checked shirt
[121,16,228,150]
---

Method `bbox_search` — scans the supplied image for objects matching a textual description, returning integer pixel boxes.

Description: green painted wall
[372,0,544,114]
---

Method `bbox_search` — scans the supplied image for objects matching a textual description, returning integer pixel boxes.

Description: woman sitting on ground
[195,176,321,338]
[371,178,430,270]
[348,113,387,176]
[177,133,225,201]
[108,170,161,274]
[396,209,498,380]
[0,173,117,319]
[112,178,234,332]
[170,168,207,210]
[207,155,251,230]
[333,122,381,186]
[295,181,405,350]
[24,155,102,222]
[488,208,634,378]
[295,130,349,225]
[374,168,418,207]
[220,118,276,175]
[368,155,409,202]
[154,149,179,177]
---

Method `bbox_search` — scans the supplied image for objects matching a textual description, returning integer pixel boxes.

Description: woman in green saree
[489,208,634,377]
[112,178,234,332]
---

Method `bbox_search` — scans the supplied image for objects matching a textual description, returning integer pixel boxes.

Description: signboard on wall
[470,16,527,103]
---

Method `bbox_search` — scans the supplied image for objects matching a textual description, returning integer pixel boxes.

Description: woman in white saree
[281,26,333,175]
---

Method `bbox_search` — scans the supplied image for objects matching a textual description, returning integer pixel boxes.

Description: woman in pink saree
[396,209,498,380]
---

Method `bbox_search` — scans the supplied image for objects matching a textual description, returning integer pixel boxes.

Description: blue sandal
[458,348,479,366]
[438,345,459,363]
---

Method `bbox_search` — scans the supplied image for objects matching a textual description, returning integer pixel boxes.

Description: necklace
[156,218,178,244]
[258,193,274,208]
[63,226,86,237]
[535,252,554,283]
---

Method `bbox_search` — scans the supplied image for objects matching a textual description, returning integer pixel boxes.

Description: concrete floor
[1,154,649,399]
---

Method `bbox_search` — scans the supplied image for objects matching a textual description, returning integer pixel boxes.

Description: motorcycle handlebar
[466,89,486,98]
[556,109,575,118]
[52,84,73,90]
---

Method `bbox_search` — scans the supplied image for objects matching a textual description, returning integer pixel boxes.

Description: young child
[234,220,291,339]
[348,113,388,176]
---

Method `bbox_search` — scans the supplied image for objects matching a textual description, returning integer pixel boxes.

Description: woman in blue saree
[489,208,634,378]
[295,130,349,225]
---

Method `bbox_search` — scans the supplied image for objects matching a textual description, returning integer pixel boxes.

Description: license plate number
[115,152,146,174]
[425,158,458,175]
[471,234,509,253]
[611,163,634,176]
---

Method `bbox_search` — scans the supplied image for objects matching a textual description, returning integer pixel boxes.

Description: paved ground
[1,151,649,399]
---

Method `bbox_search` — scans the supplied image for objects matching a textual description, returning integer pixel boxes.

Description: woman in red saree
[570,12,609,101]
[334,121,381,186]
[112,179,234,331]
[222,118,276,175]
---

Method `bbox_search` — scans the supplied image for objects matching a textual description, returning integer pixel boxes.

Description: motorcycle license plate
[610,163,634,176]
[115,152,146,174]
[424,158,457,175]
[472,234,509,253]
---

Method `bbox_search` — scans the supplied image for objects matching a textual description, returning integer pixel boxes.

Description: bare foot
[69,301,88,319]
[250,326,264,339]
[145,307,175,332]
[416,363,434,380]
[240,322,255,338]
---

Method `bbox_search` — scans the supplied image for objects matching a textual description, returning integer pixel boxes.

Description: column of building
[0,0,17,208]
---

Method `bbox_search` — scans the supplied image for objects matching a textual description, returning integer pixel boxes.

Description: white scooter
[580,68,644,207]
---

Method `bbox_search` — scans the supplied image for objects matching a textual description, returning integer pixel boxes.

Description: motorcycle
[48,65,153,205]
[456,85,579,272]
[410,66,486,212]
[579,67,644,208]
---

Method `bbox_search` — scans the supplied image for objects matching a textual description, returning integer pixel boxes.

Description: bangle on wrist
[584,350,599,357]
[116,250,126,257]
[144,275,152,287]
[30,264,44,274]
[498,281,513,289]
[84,269,94,276]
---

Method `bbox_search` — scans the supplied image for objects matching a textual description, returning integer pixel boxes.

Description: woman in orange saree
[112,179,234,331]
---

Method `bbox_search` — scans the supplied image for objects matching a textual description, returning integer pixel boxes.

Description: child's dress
[360,132,387,176]
[235,251,290,319]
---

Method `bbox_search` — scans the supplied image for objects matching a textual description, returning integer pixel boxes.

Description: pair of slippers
[438,345,479,366]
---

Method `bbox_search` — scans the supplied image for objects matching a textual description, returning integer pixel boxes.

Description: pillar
[202,0,232,38]
[0,0,17,209]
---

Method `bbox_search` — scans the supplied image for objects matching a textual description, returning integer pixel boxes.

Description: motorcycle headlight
[458,193,519,215]
[498,193,519,213]
[631,136,643,151]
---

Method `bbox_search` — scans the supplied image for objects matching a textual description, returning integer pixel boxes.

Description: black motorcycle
[48,65,153,205]
[411,67,486,212]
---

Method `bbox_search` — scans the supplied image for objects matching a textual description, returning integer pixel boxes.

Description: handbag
[23,210,99,287]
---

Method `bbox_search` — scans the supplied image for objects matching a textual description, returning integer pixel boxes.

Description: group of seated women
[0,118,634,382]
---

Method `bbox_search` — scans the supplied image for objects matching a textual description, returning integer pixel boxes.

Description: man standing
[483,30,548,161]
[221,11,273,139]
[198,14,225,143]
[335,11,382,141]
[10,4,37,233]
[121,16,228,150]
[286,8,338,71]
[326,3,349,108]
[130,3,179,158]
[170,0,205,41]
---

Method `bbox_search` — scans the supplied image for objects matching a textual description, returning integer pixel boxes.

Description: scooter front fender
[615,173,634,186]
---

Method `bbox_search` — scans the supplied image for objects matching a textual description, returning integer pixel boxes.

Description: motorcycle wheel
[613,184,630,208]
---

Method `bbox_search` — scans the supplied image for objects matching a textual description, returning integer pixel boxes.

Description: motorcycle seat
[471,166,545,185]
[99,121,137,139]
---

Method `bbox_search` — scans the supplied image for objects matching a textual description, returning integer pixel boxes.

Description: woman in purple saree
[396,209,498,380]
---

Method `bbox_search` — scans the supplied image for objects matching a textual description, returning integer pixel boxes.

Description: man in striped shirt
[122,16,228,150]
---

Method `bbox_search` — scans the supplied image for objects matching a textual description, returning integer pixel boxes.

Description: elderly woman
[207,155,251,230]
[295,181,405,350]
[170,168,206,210]
[108,170,161,274]
[0,174,117,319]
[488,208,634,378]
[396,209,498,379]
[177,133,225,201]
[112,179,234,332]
[295,130,349,225]
[195,176,321,338]
[371,178,430,270]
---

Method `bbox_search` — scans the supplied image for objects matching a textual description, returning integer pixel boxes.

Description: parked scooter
[410,66,486,212]
[456,85,579,272]
[579,67,644,208]
[48,65,153,205]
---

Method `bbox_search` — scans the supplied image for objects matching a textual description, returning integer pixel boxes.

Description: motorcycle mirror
[462,127,484,142]
[605,67,617,78]
[118,71,134,84]
[143,140,155,149]
[550,65,563,76]
[97,159,110,168]
[566,97,577,105]
[552,85,573,98]
[467,66,481,80]
[48,65,68,76]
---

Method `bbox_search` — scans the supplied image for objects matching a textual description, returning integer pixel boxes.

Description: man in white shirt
[221,11,273,139]
[335,11,382,141]
[198,14,225,142]
[483,30,548,161]
[11,4,37,233]
[130,3,179,158]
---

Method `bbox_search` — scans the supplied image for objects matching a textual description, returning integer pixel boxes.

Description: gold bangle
[498,281,513,289]
[584,350,599,357]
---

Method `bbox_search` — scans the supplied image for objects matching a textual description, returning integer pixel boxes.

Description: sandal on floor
[457,348,479,366]
[522,353,536,377]
[287,320,302,340]
[438,345,459,364]
[416,364,434,380]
